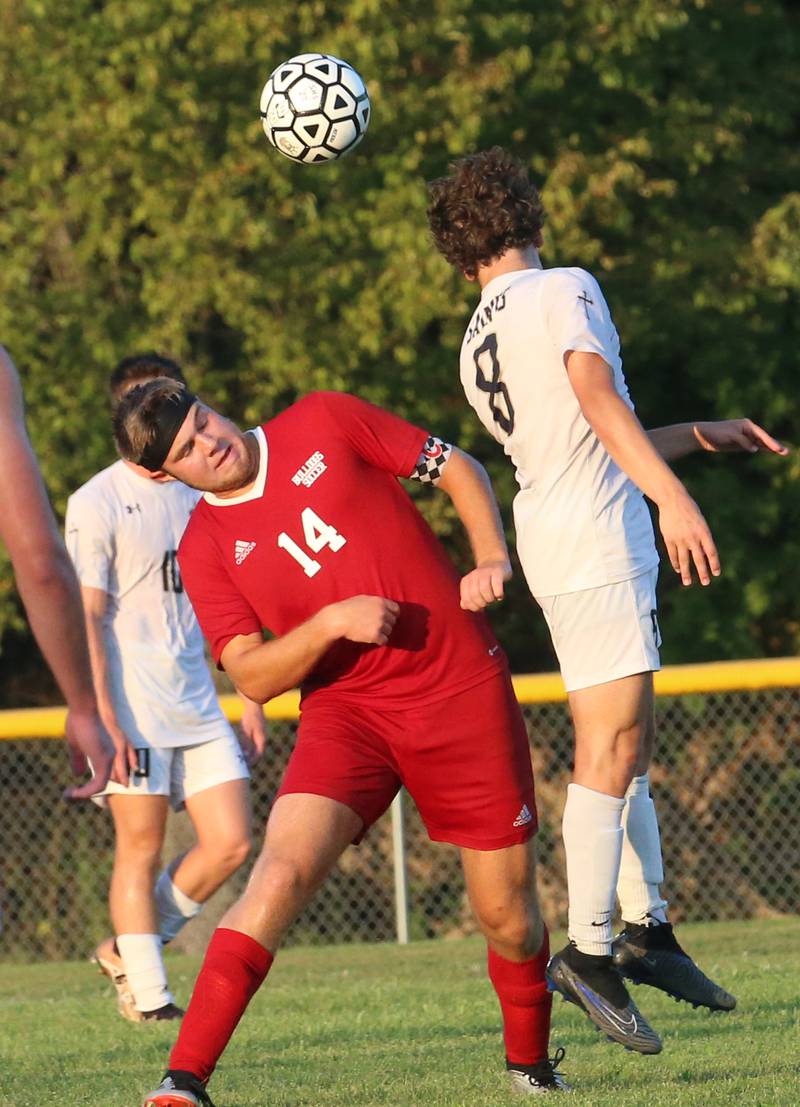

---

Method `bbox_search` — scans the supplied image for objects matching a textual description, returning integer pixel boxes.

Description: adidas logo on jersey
[292,451,327,488]
[234,540,256,565]
[513,804,533,828]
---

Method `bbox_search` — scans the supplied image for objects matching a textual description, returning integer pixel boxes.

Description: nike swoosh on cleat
[602,1005,638,1035]
[575,981,638,1035]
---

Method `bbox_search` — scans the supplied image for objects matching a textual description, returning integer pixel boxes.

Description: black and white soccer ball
[260,53,370,164]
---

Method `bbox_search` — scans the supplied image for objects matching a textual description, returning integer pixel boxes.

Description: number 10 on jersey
[277,507,347,577]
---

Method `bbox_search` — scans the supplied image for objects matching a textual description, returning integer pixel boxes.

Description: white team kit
[459,266,661,690]
[66,461,248,806]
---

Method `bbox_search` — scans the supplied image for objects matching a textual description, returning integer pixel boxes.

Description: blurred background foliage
[1,0,798,703]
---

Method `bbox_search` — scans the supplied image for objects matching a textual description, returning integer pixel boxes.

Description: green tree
[1,0,797,700]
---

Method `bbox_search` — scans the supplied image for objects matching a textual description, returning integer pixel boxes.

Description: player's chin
[211,468,248,494]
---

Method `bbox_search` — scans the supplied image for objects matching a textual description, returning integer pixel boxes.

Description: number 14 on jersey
[277,507,346,578]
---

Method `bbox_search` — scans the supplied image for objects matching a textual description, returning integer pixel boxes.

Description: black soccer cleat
[612,920,737,1011]
[140,1002,186,1022]
[546,943,662,1054]
[507,1047,572,1094]
[142,1070,215,1106]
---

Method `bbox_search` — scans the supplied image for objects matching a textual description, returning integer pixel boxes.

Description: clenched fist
[460,558,512,611]
[324,595,400,646]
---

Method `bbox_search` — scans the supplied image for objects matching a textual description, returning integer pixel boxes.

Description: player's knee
[473,897,539,956]
[578,729,640,792]
[253,854,310,909]
[232,829,253,869]
[115,831,163,871]
[614,740,639,785]
[210,831,252,876]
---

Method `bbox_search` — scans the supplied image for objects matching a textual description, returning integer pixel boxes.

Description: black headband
[137,389,198,471]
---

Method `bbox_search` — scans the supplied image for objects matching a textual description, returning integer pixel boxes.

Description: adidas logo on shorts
[513,804,533,828]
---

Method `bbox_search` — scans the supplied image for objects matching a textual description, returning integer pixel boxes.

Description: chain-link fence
[1,674,798,962]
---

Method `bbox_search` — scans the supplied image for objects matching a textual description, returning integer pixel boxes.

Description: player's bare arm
[432,447,512,611]
[220,596,400,704]
[648,420,789,461]
[566,349,720,587]
[78,584,138,786]
[0,347,114,797]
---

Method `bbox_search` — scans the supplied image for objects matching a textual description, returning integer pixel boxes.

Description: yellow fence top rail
[1,657,798,740]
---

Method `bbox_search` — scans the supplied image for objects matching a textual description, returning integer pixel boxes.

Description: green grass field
[0,919,797,1106]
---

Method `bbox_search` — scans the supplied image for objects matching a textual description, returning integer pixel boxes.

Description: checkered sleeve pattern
[409,436,453,484]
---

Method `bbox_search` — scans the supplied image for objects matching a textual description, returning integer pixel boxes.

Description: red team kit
[178,391,537,849]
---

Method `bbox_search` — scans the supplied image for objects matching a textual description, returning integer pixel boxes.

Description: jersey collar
[203,426,268,507]
[480,267,539,302]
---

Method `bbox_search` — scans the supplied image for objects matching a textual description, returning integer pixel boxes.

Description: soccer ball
[260,53,371,164]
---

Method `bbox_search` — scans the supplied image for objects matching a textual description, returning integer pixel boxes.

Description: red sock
[169,927,274,1083]
[487,928,552,1066]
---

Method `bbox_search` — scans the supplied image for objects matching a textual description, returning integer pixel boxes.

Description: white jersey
[459,266,658,597]
[66,460,235,749]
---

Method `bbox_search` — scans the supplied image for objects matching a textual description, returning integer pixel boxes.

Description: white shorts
[536,568,662,693]
[94,732,250,811]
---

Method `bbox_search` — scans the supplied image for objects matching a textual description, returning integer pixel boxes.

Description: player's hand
[657,490,720,587]
[238,699,267,766]
[326,596,400,646]
[693,419,789,456]
[63,709,114,801]
[460,558,512,611]
[99,715,139,789]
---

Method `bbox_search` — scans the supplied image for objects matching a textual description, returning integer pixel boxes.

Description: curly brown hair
[427,147,546,278]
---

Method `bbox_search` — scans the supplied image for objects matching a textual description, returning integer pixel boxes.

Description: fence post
[390,790,410,944]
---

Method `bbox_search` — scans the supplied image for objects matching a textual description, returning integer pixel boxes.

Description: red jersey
[178,392,504,708]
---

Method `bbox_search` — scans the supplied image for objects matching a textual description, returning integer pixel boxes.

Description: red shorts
[277,668,536,851]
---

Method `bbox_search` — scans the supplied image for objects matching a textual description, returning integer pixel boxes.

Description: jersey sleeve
[64,490,114,592]
[311,392,429,479]
[178,523,262,667]
[542,268,619,366]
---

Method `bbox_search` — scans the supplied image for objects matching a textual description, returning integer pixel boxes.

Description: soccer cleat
[140,1002,186,1022]
[546,943,662,1054]
[612,921,737,1011]
[92,944,140,1023]
[93,944,184,1023]
[142,1071,216,1106]
[508,1047,572,1093]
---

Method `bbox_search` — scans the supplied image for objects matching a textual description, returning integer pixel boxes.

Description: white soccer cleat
[142,1073,215,1106]
[508,1048,572,1093]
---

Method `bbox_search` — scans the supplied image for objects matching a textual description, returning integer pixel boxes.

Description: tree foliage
[1,0,798,699]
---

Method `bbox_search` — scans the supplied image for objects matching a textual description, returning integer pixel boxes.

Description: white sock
[563,782,625,956]
[116,933,173,1012]
[155,869,203,943]
[617,773,669,925]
